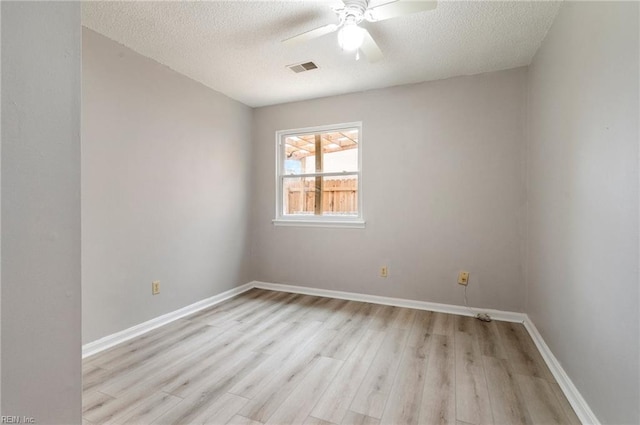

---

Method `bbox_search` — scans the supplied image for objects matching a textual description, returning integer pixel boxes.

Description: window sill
[272,218,366,229]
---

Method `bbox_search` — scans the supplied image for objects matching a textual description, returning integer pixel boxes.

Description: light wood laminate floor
[83,289,581,425]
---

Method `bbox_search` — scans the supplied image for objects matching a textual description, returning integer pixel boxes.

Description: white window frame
[273,122,365,228]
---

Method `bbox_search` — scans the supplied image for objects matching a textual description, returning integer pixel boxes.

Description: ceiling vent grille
[287,61,318,73]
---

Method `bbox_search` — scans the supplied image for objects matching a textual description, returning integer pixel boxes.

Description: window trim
[273,121,365,228]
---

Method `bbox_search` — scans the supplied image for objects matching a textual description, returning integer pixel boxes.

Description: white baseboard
[253,281,527,323]
[82,279,598,425]
[524,317,600,425]
[82,282,254,358]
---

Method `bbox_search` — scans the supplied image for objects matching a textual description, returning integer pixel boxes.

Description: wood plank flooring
[83,289,581,425]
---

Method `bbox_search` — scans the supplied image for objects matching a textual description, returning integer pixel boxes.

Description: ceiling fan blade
[368,0,437,22]
[282,24,339,47]
[360,29,384,62]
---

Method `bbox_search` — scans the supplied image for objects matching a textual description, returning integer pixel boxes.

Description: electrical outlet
[152,280,160,295]
[380,266,388,278]
[458,271,469,286]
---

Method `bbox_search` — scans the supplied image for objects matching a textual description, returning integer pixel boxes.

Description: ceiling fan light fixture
[338,21,364,51]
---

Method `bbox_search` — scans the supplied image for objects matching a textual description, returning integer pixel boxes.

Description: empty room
[1,1,638,424]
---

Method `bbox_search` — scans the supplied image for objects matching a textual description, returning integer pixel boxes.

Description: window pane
[283,176,316,215]
[283,175,358,216]
[322,175,358,215]
[321,129,359,173]
[284,136,315,175]
[283,129,358,175]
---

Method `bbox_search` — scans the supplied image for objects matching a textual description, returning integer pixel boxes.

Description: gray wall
[526,2,639,424]
[0,1,3,410]
[252,68,527,312]
[82,29,254,343]
[1,2,82,423]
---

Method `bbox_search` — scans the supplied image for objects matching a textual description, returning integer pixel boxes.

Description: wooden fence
[285,178,358,214]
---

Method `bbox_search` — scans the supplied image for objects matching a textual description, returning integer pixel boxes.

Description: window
[274,122,364,228]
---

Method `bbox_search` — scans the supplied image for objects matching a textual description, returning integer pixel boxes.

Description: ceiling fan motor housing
[337,0,370,25]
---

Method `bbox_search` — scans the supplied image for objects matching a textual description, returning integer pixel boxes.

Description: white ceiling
[82,1,561,107]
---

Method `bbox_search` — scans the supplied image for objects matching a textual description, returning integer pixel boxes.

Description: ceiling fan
[282,0,438,62]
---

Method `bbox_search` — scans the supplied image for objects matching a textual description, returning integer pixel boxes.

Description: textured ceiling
[82,1,561,107]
